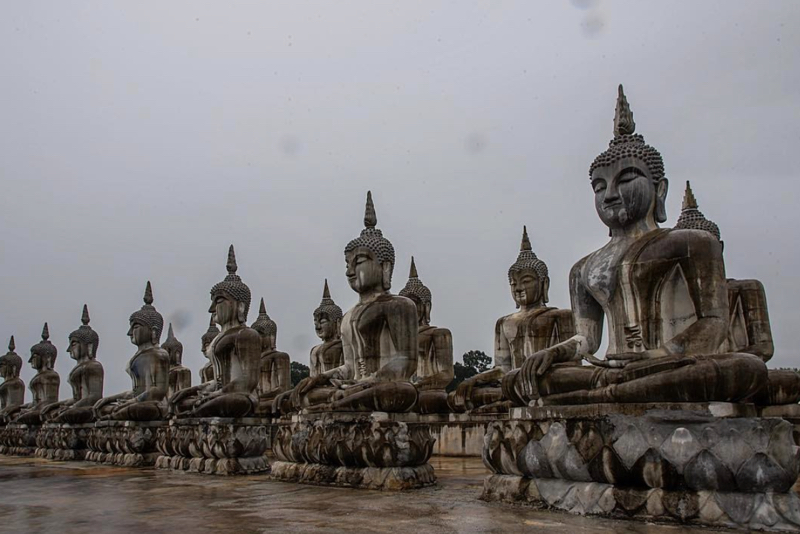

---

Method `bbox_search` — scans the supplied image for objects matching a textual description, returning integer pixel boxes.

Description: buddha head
[675,181,724,250]
[589,85,668,231]
[0,337,22,380]
[344,191,396,294]
[399,257,433,326]
[68,304,100,362]
[314,279,343,341]
[29,323,57,372]
[209,245,252,329]
[128,281,165,347]
[201,315,220,356]
[251,298,278,351]
[508,226,549,309]
[162,323,184,366]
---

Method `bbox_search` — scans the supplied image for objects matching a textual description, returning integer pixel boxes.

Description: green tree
[291,361,310,386]
[447,350,492,392]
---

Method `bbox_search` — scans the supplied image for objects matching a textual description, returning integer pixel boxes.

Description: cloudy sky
[1,1,798,397]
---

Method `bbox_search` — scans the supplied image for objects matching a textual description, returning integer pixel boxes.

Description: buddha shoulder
[638,227,723,263]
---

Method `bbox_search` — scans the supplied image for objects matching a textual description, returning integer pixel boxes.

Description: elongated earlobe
[382,263,393,291]
[542,278,551,305]
[655,178,669,223]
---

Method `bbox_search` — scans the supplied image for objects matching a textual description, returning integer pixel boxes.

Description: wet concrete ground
[0,456,738,534]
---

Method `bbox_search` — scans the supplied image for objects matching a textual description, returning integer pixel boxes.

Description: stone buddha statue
[294,192,419,412]
[507,85,768,406]
[41,305,105,424]
[448,227,574,413]
[674,181,800,406]
[251,298,291,415]
[14,324,60,425]
[162,323,192,398]
[171,245,260,418]
[273,279,344,416]
[0,337,26,423]
[199,316,219,384]
[93,282,170,421]
[399,257,454,414]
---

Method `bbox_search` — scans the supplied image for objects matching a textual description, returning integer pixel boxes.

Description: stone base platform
[155,417,271,475]
[34,422,94,461]
[482,402,800,531]
[422,413,502,457]
[762,404,800,445]
[271,411,436,490]
[0,423,40,456]
[85,420,167,467]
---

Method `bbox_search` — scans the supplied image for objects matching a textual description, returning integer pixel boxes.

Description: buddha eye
[592,180,606,193]
[617,167,644,183]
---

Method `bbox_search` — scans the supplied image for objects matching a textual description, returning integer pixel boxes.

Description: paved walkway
[0,455,736,533]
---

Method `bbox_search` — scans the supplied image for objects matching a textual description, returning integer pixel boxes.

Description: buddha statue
[507,85,768,406]
[162,323,192,398]
[14,324,60,425]
[675,181,800,406]
[0,337,25,423]
[399,257,454,413]
[170,245,260,418]
[251,298,291,415]
[41,305,105,424]
[93,282,170,421]
[294,191,419,412]
[273,279,344,416]
[199,315,219,384]
[448,227,574,413]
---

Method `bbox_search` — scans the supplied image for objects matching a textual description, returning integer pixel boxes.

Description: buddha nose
[605,181,620,202]
[208,301,216,313]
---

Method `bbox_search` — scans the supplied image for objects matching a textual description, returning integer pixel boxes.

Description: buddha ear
[237,302,248,324]
[542,277,550,304]
[382,262,393,291]
[424,302,432,325]
[654,177,669,223]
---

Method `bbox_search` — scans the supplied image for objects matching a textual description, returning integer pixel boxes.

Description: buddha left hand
[519,348,556,399]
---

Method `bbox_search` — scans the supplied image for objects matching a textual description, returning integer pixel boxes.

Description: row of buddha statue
[2,85,798,435]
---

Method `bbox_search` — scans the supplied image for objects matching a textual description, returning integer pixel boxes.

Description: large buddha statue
[674,181,800,406]
[162,323,192,398]
[41,305,104,424]
[251,298,291,415]
[14,324,60,425]
[399,257,454,413]
[273,279,344,416]
[507,85,768,406]
[0,337,25,423]
[171,245,260,418]
[199,316,219,384]
[93,282,170,420]
[294,192,419,412]
[448,227,574,413]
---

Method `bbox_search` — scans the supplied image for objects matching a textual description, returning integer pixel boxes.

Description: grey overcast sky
[1,1,798,396]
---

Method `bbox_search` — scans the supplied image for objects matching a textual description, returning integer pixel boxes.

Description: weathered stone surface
[484,407,800,493]
[34,422,92,460]
[0,336,26,423]
[422,413,499,457]
[155,417,270,475]
[0,422,39,456]
[272,411,435,489]
[85,420,166,466]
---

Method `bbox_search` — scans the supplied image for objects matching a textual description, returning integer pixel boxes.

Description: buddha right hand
[519,349,555,399]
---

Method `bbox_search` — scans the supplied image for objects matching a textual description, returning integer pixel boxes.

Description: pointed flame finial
[167,323,175,339]
[613,84,636,137]
[81,304,90,325]
[322,279,331,300]
[42,322,50,341]
[682,181,698,211]
[143,281,154,305]
[520,225,532,252]
[364,191,377,229]
[227,244,238,275]
[409,256,419,278]
[8,336,15,352]
[259,297,267,315]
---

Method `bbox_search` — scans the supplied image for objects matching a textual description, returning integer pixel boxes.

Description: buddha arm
[75,362,104,406]
[376,300,419,381]
[662,235,728,356]
[415,329,454,388]
[221,328,260,394]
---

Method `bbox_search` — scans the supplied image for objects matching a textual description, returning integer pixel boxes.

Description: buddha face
[314,313,339,341]
[169,347,183,366]
[127,321,153,346]
[28,351,43,371]
[510,269,545,308]
[67,338,83,361]
[209,292,244,327]
[345,246,390,294]
[406,295,432,326]
[590,157,668,229]
[0,359,17,379]
[259,332,277,352]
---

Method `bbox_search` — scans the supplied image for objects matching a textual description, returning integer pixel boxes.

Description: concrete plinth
[482,402,800,531]
[0,423,39,456]
[155,417,271,475]
[422,413,503,457]
[271,411,436,490]
[34,422,93,460]
[85,420,167,467]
